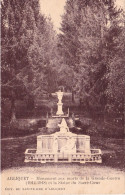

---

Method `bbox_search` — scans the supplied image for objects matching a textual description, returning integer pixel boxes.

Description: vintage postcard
[1,0,125,194]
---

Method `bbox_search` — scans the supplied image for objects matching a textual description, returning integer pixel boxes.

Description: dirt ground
[1,158,125,194]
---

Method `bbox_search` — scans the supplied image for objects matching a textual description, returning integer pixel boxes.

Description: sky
[39,0,66,32]
[39,0,125,32]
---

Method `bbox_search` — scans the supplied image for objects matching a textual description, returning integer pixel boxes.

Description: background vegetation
[1,0,125,138]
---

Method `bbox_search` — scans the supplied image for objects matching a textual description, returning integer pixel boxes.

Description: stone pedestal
[56,90,64,116]
[56,103,64,115]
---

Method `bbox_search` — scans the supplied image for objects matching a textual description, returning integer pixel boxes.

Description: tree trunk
[72,90,75,103]
[10,98,16,123]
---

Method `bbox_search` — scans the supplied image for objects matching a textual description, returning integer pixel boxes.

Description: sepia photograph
[1,0,125,194]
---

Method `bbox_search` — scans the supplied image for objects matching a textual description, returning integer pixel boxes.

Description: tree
[1,0,44,117]
[2,0,60,122]
[58,0,109,107]
[58,0,124,120]
[104,11,125,124]
[25,16,59,100]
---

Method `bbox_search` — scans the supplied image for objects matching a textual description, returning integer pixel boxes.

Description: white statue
[56,90,63,103]
[58,118,69,133]
[60,136,76,153]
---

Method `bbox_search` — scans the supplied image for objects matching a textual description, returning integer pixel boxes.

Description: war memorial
[25,90,102,164]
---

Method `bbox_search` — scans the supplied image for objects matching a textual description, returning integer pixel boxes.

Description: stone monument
[25,118,102,163]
